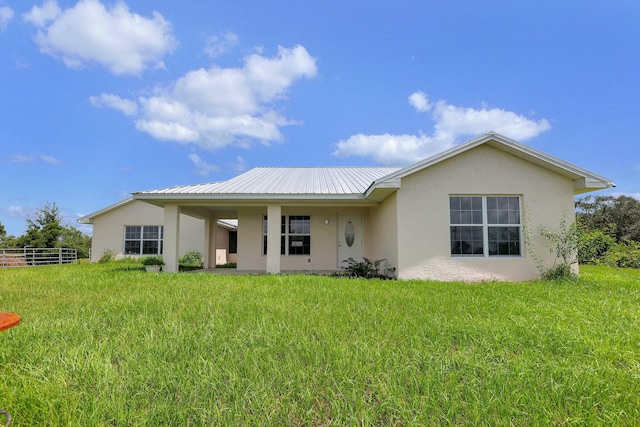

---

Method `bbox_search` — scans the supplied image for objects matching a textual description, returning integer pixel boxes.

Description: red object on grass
[0,312,20,332]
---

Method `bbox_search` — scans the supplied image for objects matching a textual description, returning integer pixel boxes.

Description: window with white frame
[450,196,521,257]
[263,215,311,255]
[124,225,163,255]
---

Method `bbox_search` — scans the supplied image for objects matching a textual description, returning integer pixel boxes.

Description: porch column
[203,214,211,269]
[206,212,218,269]
[163,204,180,273]
[266,204,281,274]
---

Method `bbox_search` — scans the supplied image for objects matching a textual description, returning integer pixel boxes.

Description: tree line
[575,195,640,268]
[0,202,91,258]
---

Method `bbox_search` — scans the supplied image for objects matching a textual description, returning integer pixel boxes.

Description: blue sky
[1,0,638,236]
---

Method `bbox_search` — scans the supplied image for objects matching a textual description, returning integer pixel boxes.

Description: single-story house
[80,133,613,281]
[78,198,237,265]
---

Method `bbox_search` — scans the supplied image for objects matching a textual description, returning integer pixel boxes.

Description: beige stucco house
[78,198,237,265]
[80,133,613,281]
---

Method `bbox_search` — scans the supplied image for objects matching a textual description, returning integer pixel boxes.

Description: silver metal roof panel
[137,167,401,196]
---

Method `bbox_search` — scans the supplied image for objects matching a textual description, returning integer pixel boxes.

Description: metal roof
[136,167,401,196]
[132,133,614,203]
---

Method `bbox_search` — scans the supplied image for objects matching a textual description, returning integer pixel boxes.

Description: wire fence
[0,248,77,268]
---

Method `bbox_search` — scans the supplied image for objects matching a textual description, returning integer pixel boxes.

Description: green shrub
[98,249,115,264]
[217,262,236,269]
[536,216,582,281]
[602,241,640,268]
[539,217,579,267]
[141,255,165,266]
[342,257,395,279]
[577,227,616,264]
[179,250,203,271]
[541,264,577,281]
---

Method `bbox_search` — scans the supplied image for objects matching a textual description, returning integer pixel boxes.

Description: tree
[576,195,640,243]
[59,225,92,258]
[538,216,581,280]
[18,202,64,248]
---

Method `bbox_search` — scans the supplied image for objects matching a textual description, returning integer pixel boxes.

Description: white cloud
[95,44,317,150]
[6,153,63,165]
[40,154,63,166]
[0,5,14,31]
[24,0,176,75]
[333,91,551,164]
[408,91,431,113]
[23,0,60,27]
[5,206,27,218]
[227,156,247,173]
[334,132,453,165]
[431,100,551,141]
[7,154,35,163]
[204,31,238,58]
[89,93,138,116]
[188,153,219,177]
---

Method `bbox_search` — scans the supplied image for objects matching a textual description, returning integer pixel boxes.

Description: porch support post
[163,204,180,273]
[266,204,281,274]
[206,212,218,269]
[203,214,211,269]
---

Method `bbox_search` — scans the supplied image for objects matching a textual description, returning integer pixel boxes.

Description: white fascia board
[132,192,372,204]
[364,177,401,201]
[492,139,615,189]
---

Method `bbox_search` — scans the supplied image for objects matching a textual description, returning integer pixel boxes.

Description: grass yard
[0,262,639,426]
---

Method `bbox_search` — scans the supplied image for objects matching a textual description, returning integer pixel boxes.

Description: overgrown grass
[1,262,639,425]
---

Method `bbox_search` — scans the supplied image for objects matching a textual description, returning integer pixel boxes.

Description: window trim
[449,195,522,258]
[123,225,164,256]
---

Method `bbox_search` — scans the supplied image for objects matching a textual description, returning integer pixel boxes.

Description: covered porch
[130,166,401,275]
[158,202,375,274]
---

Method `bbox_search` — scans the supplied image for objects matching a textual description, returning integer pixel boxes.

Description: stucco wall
[89,200,207,262]
[367,192,399,274]
[236,207,266,271]
[395,145,576,281]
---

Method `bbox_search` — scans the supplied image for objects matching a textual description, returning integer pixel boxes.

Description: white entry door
[338,215,363,268]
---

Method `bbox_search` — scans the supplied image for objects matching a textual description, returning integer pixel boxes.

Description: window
[450,196,521,257]
[263,215,311,255]
[228,231,237,254]
[124,225,163,255]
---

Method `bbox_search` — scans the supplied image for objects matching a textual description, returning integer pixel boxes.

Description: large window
[263,215,311,255]
[450,196,521,257]
[124,225,163,255]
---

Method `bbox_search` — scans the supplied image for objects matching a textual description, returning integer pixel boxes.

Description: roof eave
[368,132,614,194]
[574,177,616,195]
[364,178,401,202]
[77,197,135,224]
[132,192,375,204]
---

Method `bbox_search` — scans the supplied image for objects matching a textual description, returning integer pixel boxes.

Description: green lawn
[0,262,639,426]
